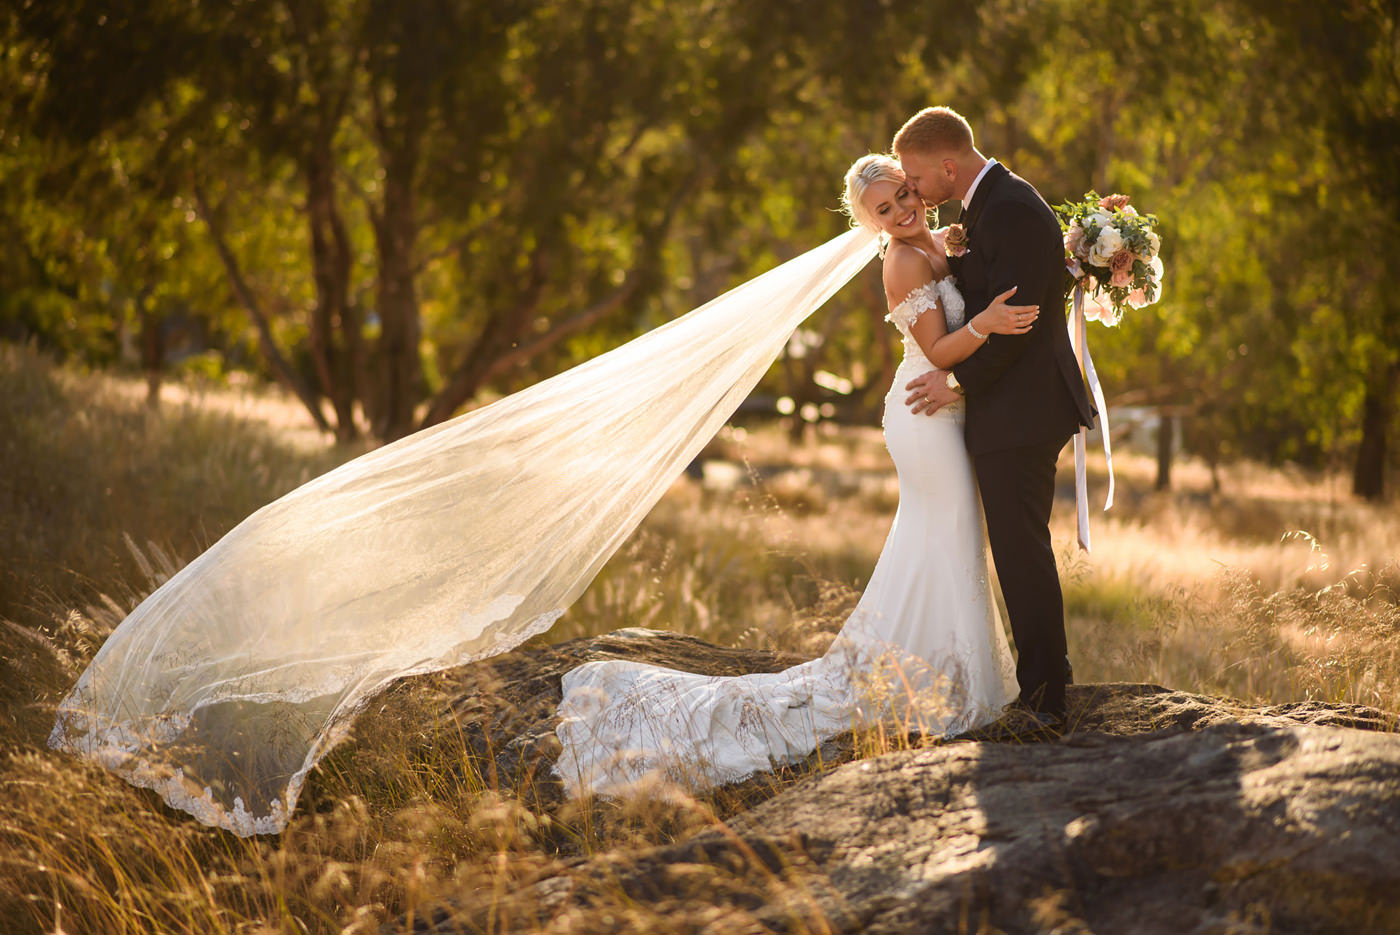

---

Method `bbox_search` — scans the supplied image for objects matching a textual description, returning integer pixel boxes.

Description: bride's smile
[862,178,928,241]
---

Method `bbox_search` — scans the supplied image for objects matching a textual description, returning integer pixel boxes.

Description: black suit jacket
[949,163,1095,455]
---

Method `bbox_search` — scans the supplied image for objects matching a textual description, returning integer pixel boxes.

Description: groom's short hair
[893,107,975,157]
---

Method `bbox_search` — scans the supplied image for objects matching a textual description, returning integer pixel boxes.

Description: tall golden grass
[1,343,1396,934]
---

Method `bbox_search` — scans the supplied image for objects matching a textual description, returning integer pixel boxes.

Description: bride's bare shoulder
[882,243,937,305]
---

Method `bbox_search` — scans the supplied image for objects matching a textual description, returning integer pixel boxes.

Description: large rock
[376,630,1400,935]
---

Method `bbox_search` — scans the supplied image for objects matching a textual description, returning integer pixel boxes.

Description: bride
[553,154,1031,797]
[49,154,1033,836]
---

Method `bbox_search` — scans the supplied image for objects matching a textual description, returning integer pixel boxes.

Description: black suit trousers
[973,435,1071,715]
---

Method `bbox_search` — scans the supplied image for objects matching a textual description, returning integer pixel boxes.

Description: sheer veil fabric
[48,228,880,835]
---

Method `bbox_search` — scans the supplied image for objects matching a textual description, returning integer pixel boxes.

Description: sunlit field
[2,344,1397,934]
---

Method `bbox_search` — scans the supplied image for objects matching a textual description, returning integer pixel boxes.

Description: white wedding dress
[554,275,1018,797]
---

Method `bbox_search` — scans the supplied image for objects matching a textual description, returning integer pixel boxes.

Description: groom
[893,107,1095,723]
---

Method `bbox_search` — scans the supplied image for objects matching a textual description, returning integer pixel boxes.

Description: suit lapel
[958,162,1009,241]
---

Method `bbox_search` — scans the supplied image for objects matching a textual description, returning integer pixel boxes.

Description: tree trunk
[782,302,844,442]
[305,137,359,443]
[364,64,429,443]
[371,155,423,441]
[782,352,805,443]
[862,264,894,422]
[1352,358,1398,501]
[139,300,164,409]
[192,176,332,434]
[1156,412,1173,491]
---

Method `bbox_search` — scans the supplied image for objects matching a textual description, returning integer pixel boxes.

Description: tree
[6,0,1395,496]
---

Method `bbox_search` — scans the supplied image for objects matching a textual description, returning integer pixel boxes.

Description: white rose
[1089,226,1123,266]
[1085,211,1112,230]
[1148,255,1164,281]
[1143,231,1161,259]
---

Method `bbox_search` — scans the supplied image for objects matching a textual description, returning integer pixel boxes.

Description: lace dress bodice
[885,277,967,419]
[885,276,966,366]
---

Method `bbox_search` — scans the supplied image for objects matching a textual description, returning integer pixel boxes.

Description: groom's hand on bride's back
[905,370,960,415]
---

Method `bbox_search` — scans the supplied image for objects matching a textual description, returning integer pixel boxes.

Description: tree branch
[191,175,331,433]
[473,274,642,388]
[418,166,701,428]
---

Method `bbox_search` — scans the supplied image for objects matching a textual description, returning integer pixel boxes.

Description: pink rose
[1108,248,1135,287]
[1098,193,1131,212]
[1082,291,1121,326]
[944,223,968,257]
[1064,222,1088,259]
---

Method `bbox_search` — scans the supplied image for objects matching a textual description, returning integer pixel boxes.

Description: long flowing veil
[48,227,880,835]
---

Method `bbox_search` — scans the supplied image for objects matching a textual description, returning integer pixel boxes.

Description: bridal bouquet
[1055,192,1164,326]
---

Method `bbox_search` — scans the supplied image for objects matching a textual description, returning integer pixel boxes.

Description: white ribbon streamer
[1069,285,1115,551]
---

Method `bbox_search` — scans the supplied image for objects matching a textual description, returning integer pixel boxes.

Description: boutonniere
[944,223,969,257]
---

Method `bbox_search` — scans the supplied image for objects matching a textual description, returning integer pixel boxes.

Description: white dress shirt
[961,158,998,212]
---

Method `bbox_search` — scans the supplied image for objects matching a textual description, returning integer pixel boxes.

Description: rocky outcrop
[377,630,1400,935]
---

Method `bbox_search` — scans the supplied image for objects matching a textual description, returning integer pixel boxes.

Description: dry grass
[1,342,1397,934]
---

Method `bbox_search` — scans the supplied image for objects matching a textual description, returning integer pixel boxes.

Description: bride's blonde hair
[840,153,905,232]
